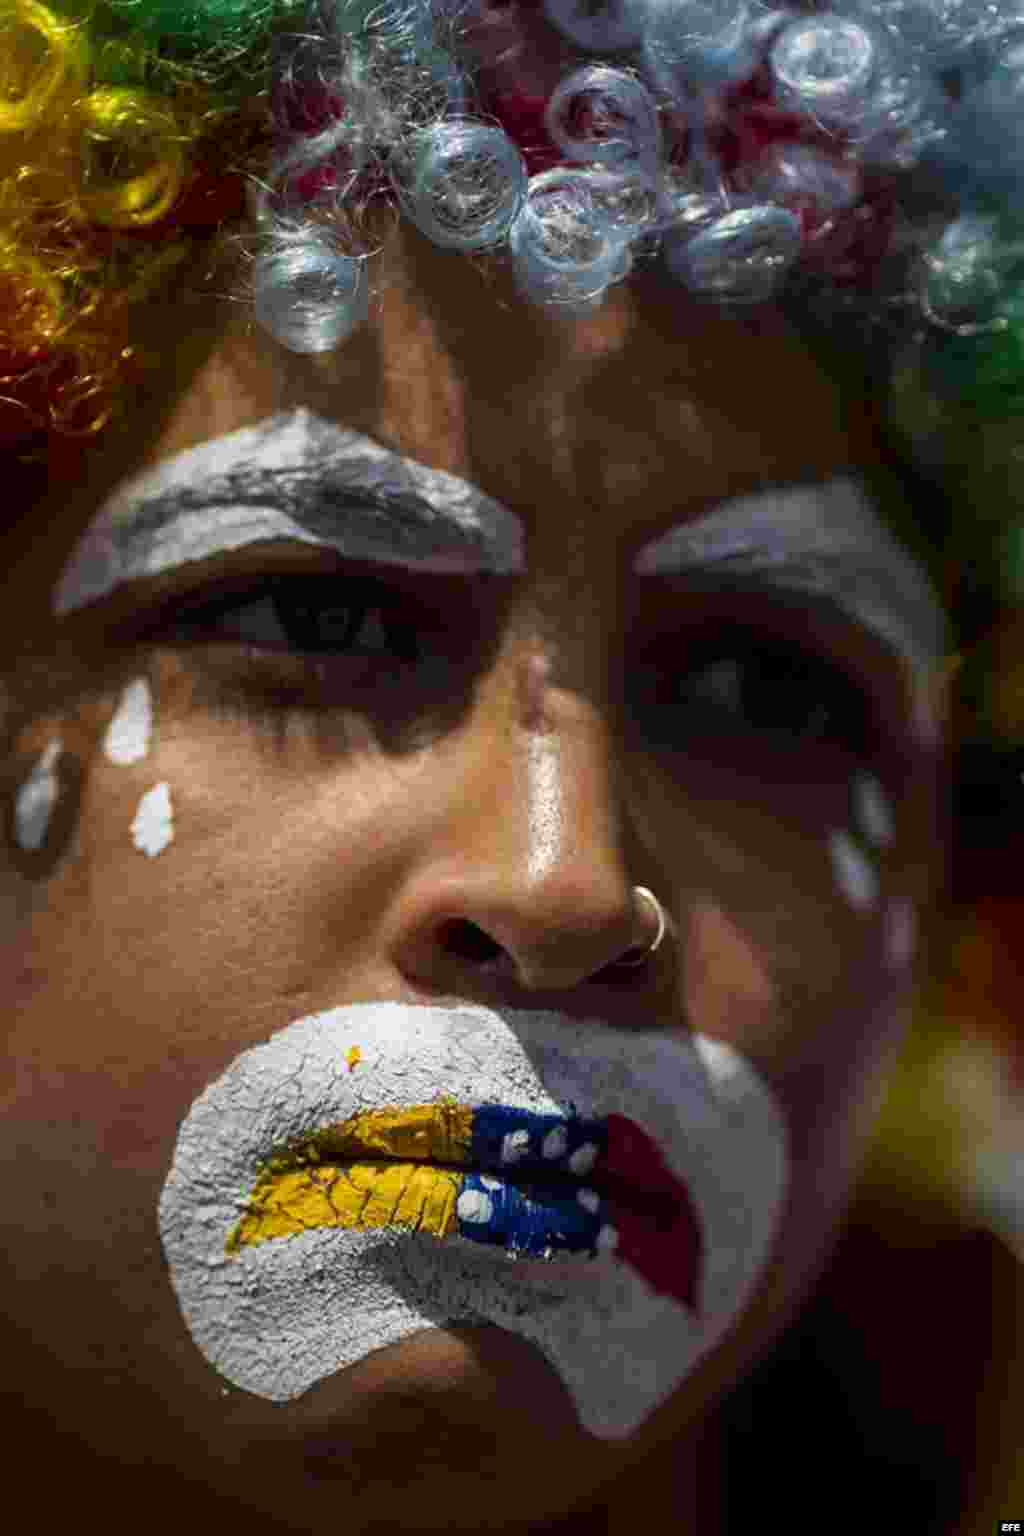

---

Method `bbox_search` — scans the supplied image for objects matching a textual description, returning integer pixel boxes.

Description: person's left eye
[634,624,878,759]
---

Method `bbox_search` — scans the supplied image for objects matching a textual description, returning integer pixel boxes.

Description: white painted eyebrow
[632,475,949,676]
[53,412,948,683]
[52,408,526,617]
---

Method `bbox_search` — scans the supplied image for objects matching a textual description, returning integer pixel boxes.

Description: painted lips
[160,1005,790,1437]
[228,1101,704,1314]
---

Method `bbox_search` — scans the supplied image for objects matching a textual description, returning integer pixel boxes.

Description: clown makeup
[159,1003,788,1439]
[52,418,948,692]
[1,259,955,1535]
[103,679,154,765]
[828,828,880,913]
[51,410,527,620]
[14,739,63,852]
[631,476,948,683]
[131,782,174,858]
[853,773,895,849]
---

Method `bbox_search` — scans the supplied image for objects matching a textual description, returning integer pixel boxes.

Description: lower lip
[456,1157,702,1316]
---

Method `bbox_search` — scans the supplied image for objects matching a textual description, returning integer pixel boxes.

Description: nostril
[438,918,505,965]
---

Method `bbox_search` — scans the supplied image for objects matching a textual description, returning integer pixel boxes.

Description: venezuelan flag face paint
[226,1102,702,1311]
[159,1003,788,1439]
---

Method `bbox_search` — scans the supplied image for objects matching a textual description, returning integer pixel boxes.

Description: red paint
[601,1112,703,1318]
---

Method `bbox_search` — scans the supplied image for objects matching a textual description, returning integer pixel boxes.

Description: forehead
[8,220,904,669]
[142,222,878,562]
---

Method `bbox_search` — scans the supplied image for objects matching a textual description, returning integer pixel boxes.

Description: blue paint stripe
[456,1171,605,1257]
[468,1104,608,1179]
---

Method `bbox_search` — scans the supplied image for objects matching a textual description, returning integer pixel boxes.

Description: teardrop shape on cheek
[103,677,155,766]
[14,739,62,852]
[828,829,879,913]
[852,774,895,849]
[4,742,84,881]
[131,782,175,859]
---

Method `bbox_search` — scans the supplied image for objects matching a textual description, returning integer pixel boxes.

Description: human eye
[164,571,430,666]
[125,564,463,731]
[635,621,878,761]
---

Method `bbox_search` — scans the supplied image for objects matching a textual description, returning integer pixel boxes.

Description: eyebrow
[52,408,527,617]
[53,410,949,677]
[632,476,949,676]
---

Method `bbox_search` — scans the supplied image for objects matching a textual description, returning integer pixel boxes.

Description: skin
[0,220,947,1534]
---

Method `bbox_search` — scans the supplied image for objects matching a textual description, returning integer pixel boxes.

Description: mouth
[227,1100,704,1314]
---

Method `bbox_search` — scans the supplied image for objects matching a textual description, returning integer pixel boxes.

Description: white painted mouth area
[158,1002,789,1439]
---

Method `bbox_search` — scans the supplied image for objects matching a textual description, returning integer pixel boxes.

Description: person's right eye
[122,566,465,733]
[165,572,430,666]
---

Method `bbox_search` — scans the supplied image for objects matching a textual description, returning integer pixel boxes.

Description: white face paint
[158,1004,789,1439]
[103,679,154,765]
[14,738,62,851]
[853,774,895,848]
[828,828,879,912]
[131,782,174,858]
[52,411,526,620]
[632,477,949,683]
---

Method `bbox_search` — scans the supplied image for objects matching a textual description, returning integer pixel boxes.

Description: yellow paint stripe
[262,1100,475,1175]
[227,1160,463,1253]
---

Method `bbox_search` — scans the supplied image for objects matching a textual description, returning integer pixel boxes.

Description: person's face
[1,224,948,1532]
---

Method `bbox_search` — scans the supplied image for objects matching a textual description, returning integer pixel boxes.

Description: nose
[393,650,662,994]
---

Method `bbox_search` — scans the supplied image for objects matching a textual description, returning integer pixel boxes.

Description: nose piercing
[611,886,669,968]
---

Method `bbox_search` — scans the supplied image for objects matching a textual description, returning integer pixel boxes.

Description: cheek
[672,757,919,1245]
[684,893,912,1308]
[2,672,162,888]
[669,760,896,996]
[19,659,420,1057]
[684,900,779,1056]
[0,926,48,1020]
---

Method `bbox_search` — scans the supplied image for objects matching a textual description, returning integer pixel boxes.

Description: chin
[186,1325,620,1533]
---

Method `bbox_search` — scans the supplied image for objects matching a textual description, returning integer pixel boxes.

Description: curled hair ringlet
[389,117,528,250]
[0,0,90,133]
[507,163,633,312]
[70,84,189,226]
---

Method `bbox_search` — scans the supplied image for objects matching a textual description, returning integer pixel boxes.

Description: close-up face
[1,222,950,1532]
